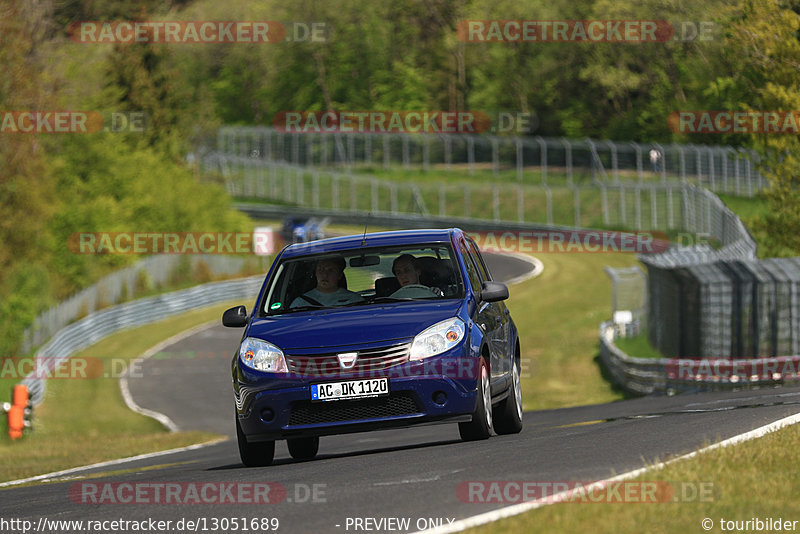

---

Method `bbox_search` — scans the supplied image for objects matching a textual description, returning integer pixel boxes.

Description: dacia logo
[336,352,358,369]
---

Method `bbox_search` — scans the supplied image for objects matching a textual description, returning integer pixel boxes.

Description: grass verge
[507,250,640,410]
[0,303,236,483]
[467,419,800,533]
[614,334,666,360]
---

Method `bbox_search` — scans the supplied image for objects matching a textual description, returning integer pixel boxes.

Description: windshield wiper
[370,296,416,303]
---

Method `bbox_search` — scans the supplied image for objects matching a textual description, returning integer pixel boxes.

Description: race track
[2,253,799,533]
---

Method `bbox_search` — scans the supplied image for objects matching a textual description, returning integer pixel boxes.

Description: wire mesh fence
[214,127,766,197]
[203,154,760,243]
[641,258,800,360]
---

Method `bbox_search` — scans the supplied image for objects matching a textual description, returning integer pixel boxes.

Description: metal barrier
[600,321,800,395]
[20,254,259,354]
[23,276,263,406]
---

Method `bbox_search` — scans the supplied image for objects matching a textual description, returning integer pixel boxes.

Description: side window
[467,240,492,281]
[459,240,483,291]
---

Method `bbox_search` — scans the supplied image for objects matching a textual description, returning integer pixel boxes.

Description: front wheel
[287,436,319,460]
[493,357,523,435]
[459,357,492,441]
[236,416,275,467]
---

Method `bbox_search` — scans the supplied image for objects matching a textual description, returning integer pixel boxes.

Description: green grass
[614,334,666,360]
[507,251,640,410]
[0,303,236,483]
[717,192,775,258]
[468,420,800,534]
[717,193,770,222]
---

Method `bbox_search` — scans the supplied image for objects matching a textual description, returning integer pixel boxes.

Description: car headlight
[239,337,288,373]
[409,318,466,361]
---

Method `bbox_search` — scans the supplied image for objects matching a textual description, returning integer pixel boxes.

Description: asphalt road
[2,253,799,533]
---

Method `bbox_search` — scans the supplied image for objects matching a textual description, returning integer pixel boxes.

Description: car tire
[459,357,492,441]
[236,416,275,467]
[287,436,320,460]
[493,356,523,435]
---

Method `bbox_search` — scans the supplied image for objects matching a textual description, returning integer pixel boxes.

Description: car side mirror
[480,281,509,302]
[222,305,248,327]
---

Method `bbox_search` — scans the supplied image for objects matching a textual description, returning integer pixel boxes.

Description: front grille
[285,343,410,377]
[288,392,419,426]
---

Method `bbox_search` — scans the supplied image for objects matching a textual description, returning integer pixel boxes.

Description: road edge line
[417,411,800,533]
[119,319,220,432]
[0,437,227,488]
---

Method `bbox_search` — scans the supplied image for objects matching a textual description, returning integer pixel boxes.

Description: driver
[291,256,364,307]
[390,254,440,299]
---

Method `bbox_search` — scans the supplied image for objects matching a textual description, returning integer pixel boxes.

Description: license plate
[310,378,389,402]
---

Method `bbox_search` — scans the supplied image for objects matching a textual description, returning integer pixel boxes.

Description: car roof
[280,228,463,258]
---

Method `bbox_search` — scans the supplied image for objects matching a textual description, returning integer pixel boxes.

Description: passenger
[389,254,439,299]
[290,257,364,307]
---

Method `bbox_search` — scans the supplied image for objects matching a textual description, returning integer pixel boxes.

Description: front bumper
[235,356,481,441]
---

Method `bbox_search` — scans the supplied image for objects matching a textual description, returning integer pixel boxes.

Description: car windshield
[261,243,464,316]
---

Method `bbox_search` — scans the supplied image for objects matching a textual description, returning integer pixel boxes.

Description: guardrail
[21,254,260,354]
[599,322,800,395]
[23,276,263,406]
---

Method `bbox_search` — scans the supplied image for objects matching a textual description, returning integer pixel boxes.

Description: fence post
[517,185,524,222]
[444,135,452,171]
[651,186,658,228]
[630,142,643,183]
[667,186,674,229]
[707,147,716,191]
[492,137,499,179]
[467,136,475,176]
[573,186,581,226]
[350,175,357,211]
[493,185,500,221]
[383,135,390,170]
[607,140,619,184]
[562,138,573,186]
[422,135,429,172]
[516,138,523,182]
[312,171,320,208]
[402,134,410,170]
[536,137,548,186]
[545,185,553,225]
[635,186,642,229]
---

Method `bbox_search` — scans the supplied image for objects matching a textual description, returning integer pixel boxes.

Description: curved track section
[3,253,800,532]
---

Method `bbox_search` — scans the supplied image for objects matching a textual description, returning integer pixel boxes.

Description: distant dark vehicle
[282,216,328,244]
[223,228,522,467]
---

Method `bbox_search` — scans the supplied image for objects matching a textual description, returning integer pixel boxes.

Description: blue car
[223,228,522,466]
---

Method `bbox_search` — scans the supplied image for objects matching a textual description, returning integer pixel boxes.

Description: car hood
[247,300,463,350]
